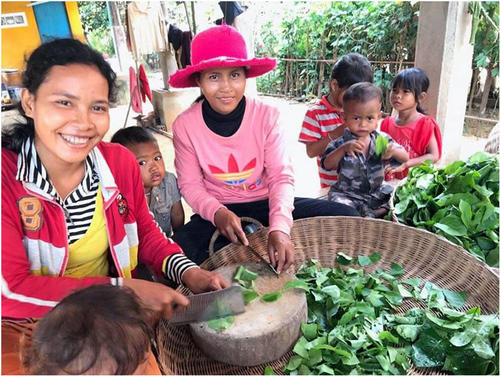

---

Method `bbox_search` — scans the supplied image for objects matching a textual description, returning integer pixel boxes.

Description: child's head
[111,127,166,192]
[2,38,117,155]
[23,284,153,375]
[342,82,383,137]
[390,67,429,114]
[329,53,373,109]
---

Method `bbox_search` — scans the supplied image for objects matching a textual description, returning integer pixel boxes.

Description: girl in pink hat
[170,25,358,273]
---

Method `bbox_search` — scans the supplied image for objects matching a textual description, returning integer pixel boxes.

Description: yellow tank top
[64,187,109,278]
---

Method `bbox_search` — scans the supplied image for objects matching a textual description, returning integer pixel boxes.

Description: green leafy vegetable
[392,153,499,266]
[207,315,234,331]
[375,134,389,156]
[283,257,499,375]
[261,291,282,302]
[263,365,275,375]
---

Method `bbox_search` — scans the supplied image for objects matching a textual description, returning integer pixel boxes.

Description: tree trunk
[191,2,196,35]
[468,68,479,112]
[480,64,493,115]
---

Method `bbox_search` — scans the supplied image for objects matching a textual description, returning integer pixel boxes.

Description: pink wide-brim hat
[169,25,276,88]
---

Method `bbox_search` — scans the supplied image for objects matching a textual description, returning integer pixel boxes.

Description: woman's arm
[170,201,185,232]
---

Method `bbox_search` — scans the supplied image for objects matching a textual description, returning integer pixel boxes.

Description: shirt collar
[16,137,97,201]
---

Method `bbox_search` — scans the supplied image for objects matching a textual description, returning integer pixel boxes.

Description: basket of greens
[391,152,499,267]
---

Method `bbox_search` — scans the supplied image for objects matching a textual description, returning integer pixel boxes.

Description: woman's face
[197,66,246,114]
[21,63,110,169]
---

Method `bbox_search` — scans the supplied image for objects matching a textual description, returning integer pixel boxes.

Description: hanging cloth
[127,2,166,59]
[129,67,142,113]
[180,31,193,68]
[138,64,152,102]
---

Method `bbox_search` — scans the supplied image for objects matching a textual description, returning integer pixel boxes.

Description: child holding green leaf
[321,83,408,217]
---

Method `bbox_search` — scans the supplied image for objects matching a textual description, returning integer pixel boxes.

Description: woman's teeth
[61,134,89,145]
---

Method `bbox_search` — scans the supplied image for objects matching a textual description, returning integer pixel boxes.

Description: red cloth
[299,96,343,188]
[138,64,152,102]
[380,115,442,179]
[129,66,142,113]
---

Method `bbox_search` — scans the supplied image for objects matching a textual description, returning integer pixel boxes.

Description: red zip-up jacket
[2,142,183,319]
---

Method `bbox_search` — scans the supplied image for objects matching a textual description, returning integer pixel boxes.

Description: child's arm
[322,139,364,170]
[387,133,439,174]
[171,201,185,232]
[305,125,346,158]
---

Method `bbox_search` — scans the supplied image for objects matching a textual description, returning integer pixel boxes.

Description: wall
[1,1,84,73]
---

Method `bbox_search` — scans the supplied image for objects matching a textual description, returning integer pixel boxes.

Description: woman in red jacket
[1,38,227,374]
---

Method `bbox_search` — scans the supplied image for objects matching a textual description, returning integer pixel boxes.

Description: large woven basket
[156,217,499,375]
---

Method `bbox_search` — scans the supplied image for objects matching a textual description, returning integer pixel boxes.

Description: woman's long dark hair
[2,38,117,153]
[391,67,430,114]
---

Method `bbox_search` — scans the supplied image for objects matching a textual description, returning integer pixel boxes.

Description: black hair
[391,67,429,114]
[2,38,117,153]
[330,53,373,89]
[110,126,157,147]
[22,284,153,375]
[342,82,383,108]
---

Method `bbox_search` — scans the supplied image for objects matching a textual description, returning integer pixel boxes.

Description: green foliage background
[77,1,115,57]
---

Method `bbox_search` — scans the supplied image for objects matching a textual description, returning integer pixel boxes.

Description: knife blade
[169,286,245,326]
[246,245,279,275]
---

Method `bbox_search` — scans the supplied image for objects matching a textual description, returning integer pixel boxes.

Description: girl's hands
[268,230,294,274]
[122,278,189,320]
[181,267,230,294]
[343,140,366,158]
[385,161,407,175]
[214,207,249,246]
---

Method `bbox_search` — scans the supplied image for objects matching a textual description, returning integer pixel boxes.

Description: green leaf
[459,200,473,229]
[411,328,448,367]
[316,364,335,375]
[379,330,399,344]
[472,337,496,359]
[375,354,391,371]
[261,291,283,302]
[284,355,303,371]
[389,263,404,277]
[321,285,340,300]
[357,254,372,266]
[241,287,259,304]
[442,289,467,309]
[375,134,389,156]
[401,277,421,287]
[425,311,463,329]
[395,324,421,341]
[434,216,468,236]
[234,265,258,282]
[284,279,310,292]
[293,336,309,359]
[307,348,322,366]
[207,315,234,331]
[336,252,354,265]
[449,328,476,347]
[301,323,318,341]
[264,365,275,375]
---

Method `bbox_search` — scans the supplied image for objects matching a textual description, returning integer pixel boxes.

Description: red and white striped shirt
[299,96,343,188]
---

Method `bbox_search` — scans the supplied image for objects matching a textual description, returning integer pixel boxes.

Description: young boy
[22,285,158,374]
[299,53,373,188]
[321,82,409,217]
[111,127,184,237]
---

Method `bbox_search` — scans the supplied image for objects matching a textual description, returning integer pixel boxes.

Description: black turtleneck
[202,97,246,137]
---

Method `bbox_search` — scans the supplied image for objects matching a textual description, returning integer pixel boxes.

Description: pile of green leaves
[284,254,499,375]
[392,152,499,267]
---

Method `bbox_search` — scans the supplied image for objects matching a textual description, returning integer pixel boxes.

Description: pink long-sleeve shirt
[173,97,295,235]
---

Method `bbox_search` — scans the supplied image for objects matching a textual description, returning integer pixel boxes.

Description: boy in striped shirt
[299,53,373,188]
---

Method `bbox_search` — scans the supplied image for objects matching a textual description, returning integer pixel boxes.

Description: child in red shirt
[299,53,373,188]
[381,68,442,180]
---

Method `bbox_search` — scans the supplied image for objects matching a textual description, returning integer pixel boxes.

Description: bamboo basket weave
[156,216,499,375]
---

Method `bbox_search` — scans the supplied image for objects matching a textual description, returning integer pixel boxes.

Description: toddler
[111,127,184,236]
[321,82,409,217]
[381,68,442,179]
[299,53,373,188]
[22,284,157,374]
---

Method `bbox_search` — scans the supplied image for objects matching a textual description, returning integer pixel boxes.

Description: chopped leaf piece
[264,365,275,375]
[207,315,234,331]
[284,279,310,292]
[442,289,467,309]
[261,291,282,302]
[241,287,259,304]
[389,262,404,277]
[336,252,354,265]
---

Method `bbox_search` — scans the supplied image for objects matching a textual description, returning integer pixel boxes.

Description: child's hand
[343,140,366,158]
[381,143,395,160]
[385,161,407,175]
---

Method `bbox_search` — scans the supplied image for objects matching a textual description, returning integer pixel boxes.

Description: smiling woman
[1,38,228,374]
